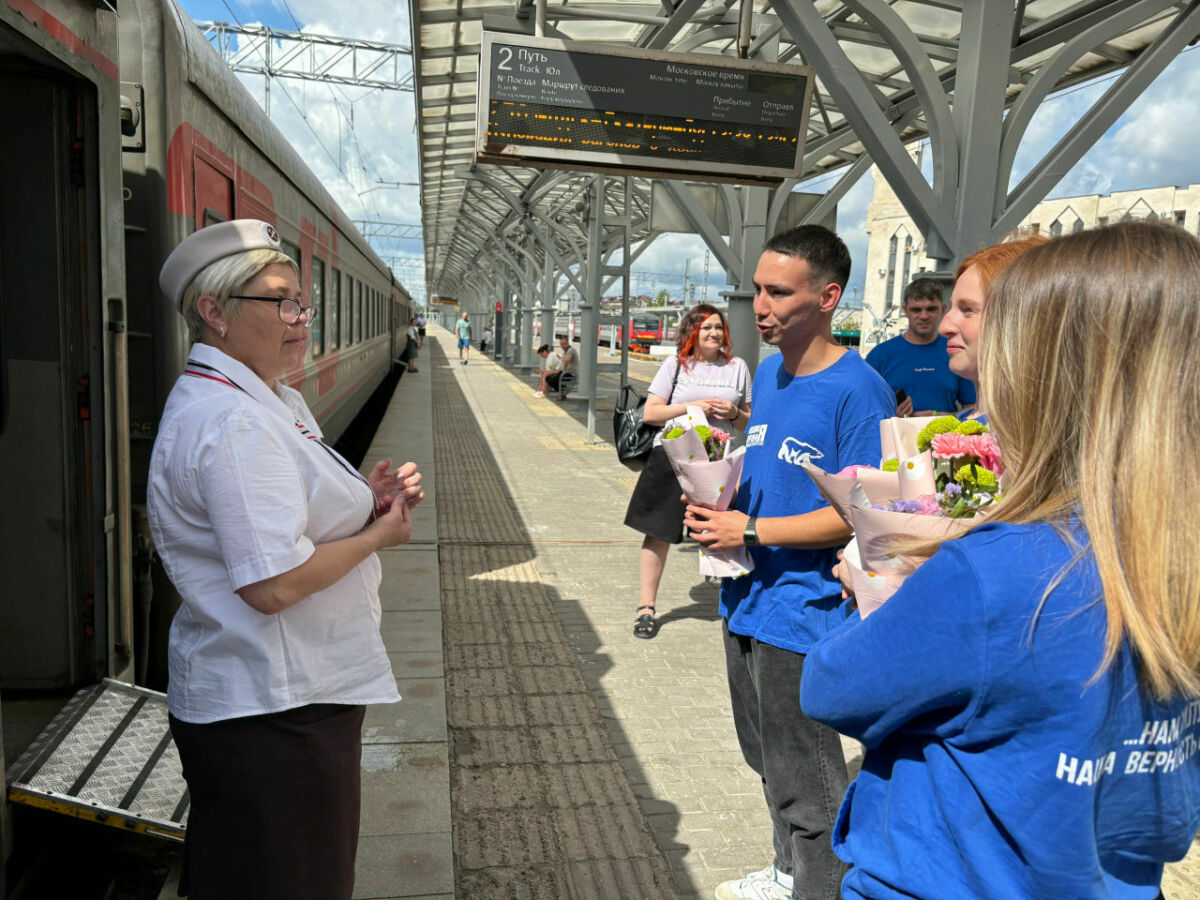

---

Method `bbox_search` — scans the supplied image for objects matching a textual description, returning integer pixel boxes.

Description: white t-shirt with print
[647,354,752,446]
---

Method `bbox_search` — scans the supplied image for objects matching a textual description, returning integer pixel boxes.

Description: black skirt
[169,703,366,899]
[624,444,687,544]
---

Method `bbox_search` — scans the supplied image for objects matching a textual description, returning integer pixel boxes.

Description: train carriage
[0,0,412,874]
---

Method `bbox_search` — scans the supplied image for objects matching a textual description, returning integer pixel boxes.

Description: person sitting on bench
[535,336,577,399]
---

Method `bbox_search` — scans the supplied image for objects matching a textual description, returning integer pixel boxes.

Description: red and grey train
[0,0,412,812]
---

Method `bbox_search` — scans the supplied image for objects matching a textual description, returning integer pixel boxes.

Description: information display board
[476,33,814,184]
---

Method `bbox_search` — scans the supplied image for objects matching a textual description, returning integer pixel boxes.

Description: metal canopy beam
[994,0,1200,239]
[770,0,956,256]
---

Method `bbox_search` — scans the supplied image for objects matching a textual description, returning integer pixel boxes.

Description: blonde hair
[980,220,1200,700]
[180,249,297,342]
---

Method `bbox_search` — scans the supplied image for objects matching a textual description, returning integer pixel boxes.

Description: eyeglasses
[229,295,314,327]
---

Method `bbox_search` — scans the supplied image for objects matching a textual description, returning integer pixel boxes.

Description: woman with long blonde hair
[802,221,1200,899]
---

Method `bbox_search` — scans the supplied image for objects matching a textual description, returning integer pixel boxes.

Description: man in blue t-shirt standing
[685,226,894,900]
[865,278,974,415]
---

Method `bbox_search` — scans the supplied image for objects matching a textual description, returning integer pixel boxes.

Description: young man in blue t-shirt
[865,278,974,416]
[685,226,894,900]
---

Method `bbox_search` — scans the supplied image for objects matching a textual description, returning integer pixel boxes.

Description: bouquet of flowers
[660,405,754,579]
[803,415,1003,617]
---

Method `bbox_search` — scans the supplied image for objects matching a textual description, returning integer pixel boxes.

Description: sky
[177,0,1200,309]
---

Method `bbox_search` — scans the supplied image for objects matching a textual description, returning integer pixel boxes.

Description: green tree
[655,289,670,306]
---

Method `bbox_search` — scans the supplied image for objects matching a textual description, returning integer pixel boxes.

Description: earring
[219,327,226,337]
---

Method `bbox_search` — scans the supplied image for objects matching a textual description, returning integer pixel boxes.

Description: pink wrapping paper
[879,415,939,463]
[840,538,895,619]
[897,450,937,501]
[661,407,754,579]
[801,461,899,527]
[842,505,981,613]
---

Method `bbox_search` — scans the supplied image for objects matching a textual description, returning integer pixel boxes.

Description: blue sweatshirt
[802,520,1200,899]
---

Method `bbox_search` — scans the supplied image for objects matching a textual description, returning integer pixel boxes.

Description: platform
[362,324,1199,900]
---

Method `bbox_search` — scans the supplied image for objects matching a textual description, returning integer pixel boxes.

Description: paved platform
[357,325,1200,900]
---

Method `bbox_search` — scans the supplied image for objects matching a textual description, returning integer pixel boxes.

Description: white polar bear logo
[778,437,824,465]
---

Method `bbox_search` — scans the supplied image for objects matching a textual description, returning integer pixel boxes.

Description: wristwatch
[743,516,759,547]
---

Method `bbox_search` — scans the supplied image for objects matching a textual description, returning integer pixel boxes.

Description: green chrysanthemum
[916,416,961,451]
[663,427,685,440]
[881,458,900,472]
[956,419,987,436]
[695,425,712,442]
[956,463,998,490]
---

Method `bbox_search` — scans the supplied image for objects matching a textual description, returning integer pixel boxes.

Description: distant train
[0,0,412,827]
[534,308,684,351]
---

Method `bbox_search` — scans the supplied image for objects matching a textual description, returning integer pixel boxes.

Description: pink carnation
[710,428,731,443]
[929,432,976,459]
[912,493,941,515]
[930,432,1005,475]
[836,464,876,477]
[973,433,1004,475]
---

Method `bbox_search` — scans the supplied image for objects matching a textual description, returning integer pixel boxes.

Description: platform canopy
[408,0,1200,308]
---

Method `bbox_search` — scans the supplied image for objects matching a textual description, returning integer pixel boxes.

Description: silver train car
[0,0,411,856]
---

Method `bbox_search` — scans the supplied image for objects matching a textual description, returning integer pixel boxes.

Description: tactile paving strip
[432,344,677,898]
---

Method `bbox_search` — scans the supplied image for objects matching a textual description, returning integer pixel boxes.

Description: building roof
[408,0,1190,306]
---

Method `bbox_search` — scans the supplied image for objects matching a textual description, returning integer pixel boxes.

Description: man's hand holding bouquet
[804,415,1003,617]
[659,405,754,579]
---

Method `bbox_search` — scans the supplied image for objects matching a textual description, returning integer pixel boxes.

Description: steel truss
[198,21,414,113]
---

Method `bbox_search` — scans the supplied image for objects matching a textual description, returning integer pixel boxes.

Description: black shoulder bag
[613,358,681,462]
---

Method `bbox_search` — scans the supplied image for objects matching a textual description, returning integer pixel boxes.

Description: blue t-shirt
[866,334,974,413]
[455,318,471,339]
[719,351,894,653]
[802,521,1200,900]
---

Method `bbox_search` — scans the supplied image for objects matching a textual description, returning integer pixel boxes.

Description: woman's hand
[683,505,749,550]
[369,494,412,550]
[368,459,425,510]
[707,398,736,421]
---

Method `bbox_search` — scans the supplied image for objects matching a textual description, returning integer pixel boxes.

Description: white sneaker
[714,866,792,900]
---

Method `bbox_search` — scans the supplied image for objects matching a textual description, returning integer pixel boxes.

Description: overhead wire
[216,0,382,208]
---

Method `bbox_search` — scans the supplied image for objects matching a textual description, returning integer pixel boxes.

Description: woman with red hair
[624,303,752,638]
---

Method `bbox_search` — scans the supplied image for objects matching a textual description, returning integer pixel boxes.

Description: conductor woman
[148,220,423,898]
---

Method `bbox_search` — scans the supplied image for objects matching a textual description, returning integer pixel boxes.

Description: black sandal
[633,605,657,639]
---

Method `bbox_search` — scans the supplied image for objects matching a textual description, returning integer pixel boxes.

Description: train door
[0,65,106,688]
[193,148,233,225]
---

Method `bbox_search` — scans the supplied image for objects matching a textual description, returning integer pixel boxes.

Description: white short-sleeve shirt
[148,343,400,723]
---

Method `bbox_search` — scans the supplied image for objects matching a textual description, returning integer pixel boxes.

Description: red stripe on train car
[317,355,338,397]
[315,363,379,423]
[8,0,119,81]
[166,123,276,225]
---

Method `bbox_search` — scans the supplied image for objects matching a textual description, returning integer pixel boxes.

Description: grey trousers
[723,621,849,900]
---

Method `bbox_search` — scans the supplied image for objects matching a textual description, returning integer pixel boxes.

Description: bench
[555,369,577,400]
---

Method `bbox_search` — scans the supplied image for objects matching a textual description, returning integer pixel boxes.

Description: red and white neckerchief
[184,359,385,519]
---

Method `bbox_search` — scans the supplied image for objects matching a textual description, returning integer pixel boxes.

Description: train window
[329,267,341,350]
[311,256,325,356]
[345,275,355,345]
[357,282,364,343]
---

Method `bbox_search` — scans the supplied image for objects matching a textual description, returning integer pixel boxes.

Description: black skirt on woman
[170,703,366,899]
[624,444,687,544]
